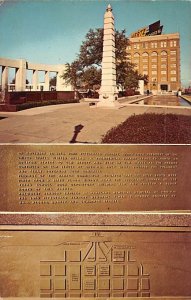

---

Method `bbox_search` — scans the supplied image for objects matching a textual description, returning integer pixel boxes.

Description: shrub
[102,113,191,144]
[17,99,79,111]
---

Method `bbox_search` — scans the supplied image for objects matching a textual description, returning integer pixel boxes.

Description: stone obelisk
[97,4,118,107]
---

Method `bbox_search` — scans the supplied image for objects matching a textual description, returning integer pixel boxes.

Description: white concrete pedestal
[97,4,118,108]
[97,99,119,108]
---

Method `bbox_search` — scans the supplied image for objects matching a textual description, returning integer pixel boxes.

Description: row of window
[150,70,177,74]
[143,72,177,82]
[127,40,178,50]
[142,58,171,62]
[134,57,177,63]
[133,50,176,57]
[134,59,177,67]
[158,77,177,82]
[141,69,176,74]
[137,64,177,68]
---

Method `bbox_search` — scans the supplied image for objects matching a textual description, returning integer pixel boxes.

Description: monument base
[97,93,119,108]
[97,100,120,108]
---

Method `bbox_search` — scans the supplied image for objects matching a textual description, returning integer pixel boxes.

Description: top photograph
[0,0,191,144]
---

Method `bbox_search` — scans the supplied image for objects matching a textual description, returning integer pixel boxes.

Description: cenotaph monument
[97,4,119,107]
[0,4,190,300]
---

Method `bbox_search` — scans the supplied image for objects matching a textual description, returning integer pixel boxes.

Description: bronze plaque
[0,145,191,212]
[0,228,191,298]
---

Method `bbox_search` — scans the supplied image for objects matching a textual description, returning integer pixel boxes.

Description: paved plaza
[0,96,191,144]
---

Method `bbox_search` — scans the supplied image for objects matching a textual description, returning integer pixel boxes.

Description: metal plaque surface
[0,228,191,298]
[0,145,191,212]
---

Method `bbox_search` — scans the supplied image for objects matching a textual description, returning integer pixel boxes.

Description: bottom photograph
[0,213,191,299]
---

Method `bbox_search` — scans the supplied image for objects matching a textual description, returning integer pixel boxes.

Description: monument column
[98,4,118,107]
[56,70,61,91]
[56,65,72,91]
[1,66,9,91]
[32,70,38,91]
[44,71,50,91]
[15,59,26,91]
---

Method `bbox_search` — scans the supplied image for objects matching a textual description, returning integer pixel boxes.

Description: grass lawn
[102,113,191,144]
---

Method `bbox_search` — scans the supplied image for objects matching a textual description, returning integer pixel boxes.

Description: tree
[78,28,103,68]
[62,28,146,90]
[140,74,149,86]
[116,61,139,90]
[81,67,101,89]
[62,60,82,89]
[49,76,56,86]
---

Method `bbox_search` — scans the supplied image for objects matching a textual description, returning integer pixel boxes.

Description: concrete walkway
[0,101,191,144]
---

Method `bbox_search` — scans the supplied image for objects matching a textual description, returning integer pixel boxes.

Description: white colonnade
[0,57,70,92]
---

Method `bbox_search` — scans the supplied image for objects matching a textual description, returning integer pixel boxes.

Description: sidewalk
[0,101,191,143]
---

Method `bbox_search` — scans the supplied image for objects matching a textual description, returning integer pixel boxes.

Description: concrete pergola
[0,57,70,92]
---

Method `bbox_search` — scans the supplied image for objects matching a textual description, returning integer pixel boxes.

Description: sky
[0,0,191,86]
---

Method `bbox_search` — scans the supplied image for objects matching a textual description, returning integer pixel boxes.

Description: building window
[151,51,157,56]
[161,41,167,47]
[142,42,148,49]
[151,58,157,62]
[127,45,131,50]
[142,52,149,57]
[134,53,140,57]
[143,59,148,62]
[161,64,167,68]
[170,50,176,55]
[170,70,176,74]
[133,59,139,63]
[152,77,157,82]
[170,40,177,47]
[161,77,167,82]
[143,71,148,75]
[161,51,167,56]
[161,57,167,62]
[171,77,177,82]
[134,44,140,49]
[161,71,167,74]
[143,65,148,70]
[152,65,157,69]
[171,64,176,68]
[152,71,157,75]
[151,42,157,48]
[170,57,176,61]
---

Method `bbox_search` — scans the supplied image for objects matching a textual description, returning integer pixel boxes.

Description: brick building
[127,32,181,94]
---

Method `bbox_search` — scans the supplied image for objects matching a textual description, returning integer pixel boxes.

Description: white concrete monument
[138,80,144,95]
[97,4,118,107]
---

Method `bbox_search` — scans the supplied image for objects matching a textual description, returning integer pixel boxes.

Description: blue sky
[0,0,191,86]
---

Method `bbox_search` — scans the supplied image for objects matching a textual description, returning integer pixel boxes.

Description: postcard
[0,0,191,298]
